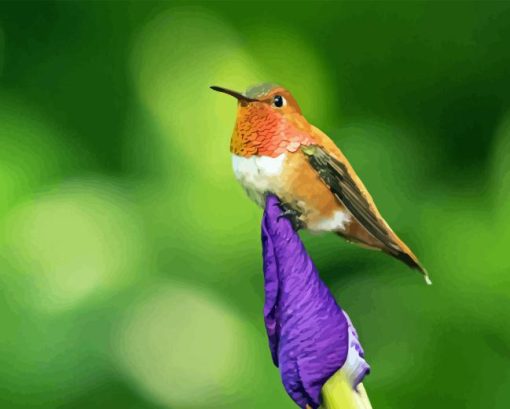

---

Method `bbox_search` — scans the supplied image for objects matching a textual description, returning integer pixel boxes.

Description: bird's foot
[277,203,303,231]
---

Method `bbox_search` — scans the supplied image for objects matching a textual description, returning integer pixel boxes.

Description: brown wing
[302,144,429,281]
[302,145,399,251]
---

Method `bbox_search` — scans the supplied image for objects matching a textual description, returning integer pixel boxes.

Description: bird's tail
[388,249,432,285]
[320,369,372,409]
[335,231,432,285]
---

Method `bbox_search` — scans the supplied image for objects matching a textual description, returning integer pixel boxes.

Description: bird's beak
[210,86,258,103]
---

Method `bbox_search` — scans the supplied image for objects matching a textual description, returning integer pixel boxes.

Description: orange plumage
[212,83,429,283]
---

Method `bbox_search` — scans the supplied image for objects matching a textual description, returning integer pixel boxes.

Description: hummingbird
[211,83,430,283]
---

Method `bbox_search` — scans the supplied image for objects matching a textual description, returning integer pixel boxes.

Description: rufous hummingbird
[211,83,430,284]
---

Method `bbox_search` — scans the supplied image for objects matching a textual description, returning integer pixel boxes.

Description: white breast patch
[232,154,286,207]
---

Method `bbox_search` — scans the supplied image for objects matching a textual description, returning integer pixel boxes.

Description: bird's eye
[273,95,285,108]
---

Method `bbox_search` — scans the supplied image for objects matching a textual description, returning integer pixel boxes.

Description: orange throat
[230,104,314,157]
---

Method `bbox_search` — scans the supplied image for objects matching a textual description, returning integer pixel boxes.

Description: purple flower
[262,195,370,409]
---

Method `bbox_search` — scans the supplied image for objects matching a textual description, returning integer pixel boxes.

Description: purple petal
[343,311,371,391]
[261,215,280,366]
[261,195,370,408]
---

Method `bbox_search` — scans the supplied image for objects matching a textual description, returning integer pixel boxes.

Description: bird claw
[277,203,303,231]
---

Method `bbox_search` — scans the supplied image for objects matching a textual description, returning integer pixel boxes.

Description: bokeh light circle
[130,8,263,182]
[113,282,257,408]
[4,179,146,312]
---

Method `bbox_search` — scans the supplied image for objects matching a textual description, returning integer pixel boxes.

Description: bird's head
[211,83,312,157]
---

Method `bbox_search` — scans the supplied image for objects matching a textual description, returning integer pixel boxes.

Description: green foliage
[0,1,509,408]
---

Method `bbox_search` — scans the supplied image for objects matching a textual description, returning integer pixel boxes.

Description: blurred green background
[0,1,509,408]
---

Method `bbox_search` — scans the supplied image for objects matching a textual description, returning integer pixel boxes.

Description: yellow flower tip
[321,369,373,409]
